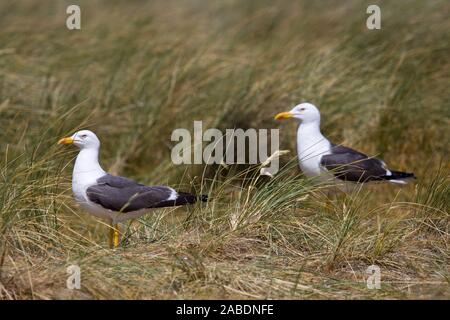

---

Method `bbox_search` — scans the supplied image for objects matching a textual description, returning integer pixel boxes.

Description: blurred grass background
[0,0,448,299]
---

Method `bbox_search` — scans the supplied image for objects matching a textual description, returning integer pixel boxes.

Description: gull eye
[81,134,88,139]
[300,108,306,111]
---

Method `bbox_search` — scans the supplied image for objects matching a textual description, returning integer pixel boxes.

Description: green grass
[0,0,449,299]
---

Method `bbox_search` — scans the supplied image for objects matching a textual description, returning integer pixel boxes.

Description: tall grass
[0,0,448,299]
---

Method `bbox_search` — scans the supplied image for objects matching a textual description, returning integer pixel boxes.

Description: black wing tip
[199,194,208,202]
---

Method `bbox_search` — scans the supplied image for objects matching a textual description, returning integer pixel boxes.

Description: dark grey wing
[320,145,389,182]
[86,174,179,212]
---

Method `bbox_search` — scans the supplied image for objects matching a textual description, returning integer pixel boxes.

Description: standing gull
[58,130,207,248]
[274,103,415,189]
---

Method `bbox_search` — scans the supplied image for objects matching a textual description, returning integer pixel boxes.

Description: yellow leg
[109,225,114,248]
[108,223,120,248]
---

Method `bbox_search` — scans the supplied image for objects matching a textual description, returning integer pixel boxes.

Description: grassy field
[0,0,449,299]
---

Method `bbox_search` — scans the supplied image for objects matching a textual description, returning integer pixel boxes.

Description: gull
[274,102,415,190]
[58,130,207,248]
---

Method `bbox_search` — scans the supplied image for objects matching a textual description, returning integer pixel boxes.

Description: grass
[0,0,449,299]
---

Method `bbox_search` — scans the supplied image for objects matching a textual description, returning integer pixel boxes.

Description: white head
[274,102,321,124]
[58,129,100,150]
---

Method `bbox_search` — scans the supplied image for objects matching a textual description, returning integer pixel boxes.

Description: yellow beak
[58,137,74,145]
[274,111,293,120]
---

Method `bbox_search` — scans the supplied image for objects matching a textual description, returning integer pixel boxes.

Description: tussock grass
[0,0,449,299]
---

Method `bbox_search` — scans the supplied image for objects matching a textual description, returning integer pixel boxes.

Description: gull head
[274,102,321,124]
[58,129,100,150]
